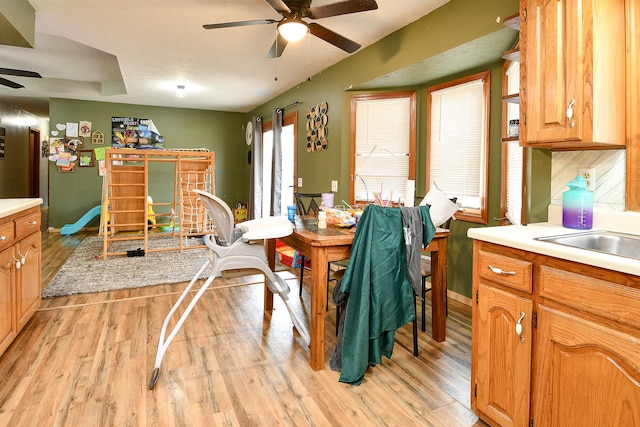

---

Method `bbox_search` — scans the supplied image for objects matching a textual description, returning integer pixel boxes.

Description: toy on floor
[147,196,156,227]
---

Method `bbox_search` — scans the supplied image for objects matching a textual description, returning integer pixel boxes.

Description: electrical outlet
[579,168,596,191]
[331,180,338,192]
[298,177,303,187]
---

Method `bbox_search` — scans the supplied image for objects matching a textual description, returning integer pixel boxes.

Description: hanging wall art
[78,150,95,167]
[92,130,105,145]
[306,101,328,153]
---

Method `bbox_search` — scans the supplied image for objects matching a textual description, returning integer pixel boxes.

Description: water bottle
[562,175,593,230]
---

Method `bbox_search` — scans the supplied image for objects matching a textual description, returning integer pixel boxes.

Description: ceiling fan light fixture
[176,85,186,97]
[278,19,308,42]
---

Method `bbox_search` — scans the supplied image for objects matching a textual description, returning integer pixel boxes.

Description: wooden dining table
[266,216,450,371]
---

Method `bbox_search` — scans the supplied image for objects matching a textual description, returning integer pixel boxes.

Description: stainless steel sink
[535,231,640,260]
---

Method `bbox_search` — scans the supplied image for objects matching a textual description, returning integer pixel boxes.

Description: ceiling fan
[0,67,42,89]
[203,0,378,58]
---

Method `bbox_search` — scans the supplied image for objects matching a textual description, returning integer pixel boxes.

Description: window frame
[500,60,525,226]
[349,91,417,205]
[426,70,491,224]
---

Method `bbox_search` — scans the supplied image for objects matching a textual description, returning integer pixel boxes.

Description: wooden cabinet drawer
[539,266,640,330]
[478,249,532,293]
[0,221,15,251]
[15,212,40,239]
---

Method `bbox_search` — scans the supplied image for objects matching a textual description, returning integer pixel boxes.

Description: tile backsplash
[551,150,626,211]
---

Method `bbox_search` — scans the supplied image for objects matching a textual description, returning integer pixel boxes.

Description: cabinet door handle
[566,98,575,128]
[516,311,525,342]
[487,265,516,276]
[0,235,5,241]
[27,221,37,226]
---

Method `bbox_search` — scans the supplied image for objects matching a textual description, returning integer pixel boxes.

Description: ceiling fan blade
[203,19,277,29]
[0,77,25,89]
[267,33,289,58]
[264,0,291,14]
[307,0,378,19]
[0,68,42,78]
[308,23,360,53]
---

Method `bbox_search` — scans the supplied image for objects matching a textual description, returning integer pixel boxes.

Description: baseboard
[448,290,472,307]
[48,226,100,234]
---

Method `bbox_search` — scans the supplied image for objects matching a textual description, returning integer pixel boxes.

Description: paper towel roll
[404,180,415,207]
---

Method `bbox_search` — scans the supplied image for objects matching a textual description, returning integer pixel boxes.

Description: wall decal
[66,122,79,138]
[79,121,92,137]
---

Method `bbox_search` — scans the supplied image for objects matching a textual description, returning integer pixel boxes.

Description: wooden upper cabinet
[627,0,640,211]
[522,0,626,149]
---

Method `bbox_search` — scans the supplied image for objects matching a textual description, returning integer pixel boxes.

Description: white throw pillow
[419,188,458,227]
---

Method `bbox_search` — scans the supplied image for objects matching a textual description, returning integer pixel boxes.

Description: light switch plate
[298,177,303,187]
[331,180,338,192]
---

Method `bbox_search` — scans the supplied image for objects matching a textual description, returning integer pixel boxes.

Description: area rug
[42,236,213,298]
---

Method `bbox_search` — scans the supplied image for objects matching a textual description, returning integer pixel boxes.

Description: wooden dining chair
[417,197,457,332]
[295,192,323,216]
[294,192,323,295]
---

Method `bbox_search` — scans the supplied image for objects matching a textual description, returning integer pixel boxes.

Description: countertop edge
[468,223,640,277]
[0,198,44,219]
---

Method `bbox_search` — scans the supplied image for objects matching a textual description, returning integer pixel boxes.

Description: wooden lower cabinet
[533,305,640,426]
[15,231,41,331]
[471,240,640,426]
[0,245,16,356]
[475,285,532,427]
[0,206,41,358]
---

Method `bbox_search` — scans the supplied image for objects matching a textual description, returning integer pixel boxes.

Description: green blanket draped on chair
[337,204,435,385]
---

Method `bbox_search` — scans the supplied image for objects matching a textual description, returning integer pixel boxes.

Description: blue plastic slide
[60,205,102,235]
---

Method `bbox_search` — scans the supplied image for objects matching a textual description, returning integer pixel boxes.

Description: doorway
[28,128,40,198]
[261,112,298,217]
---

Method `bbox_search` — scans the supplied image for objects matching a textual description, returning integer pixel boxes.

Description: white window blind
[354,97,411,203]
[504,62,522,225]
[429,79,486,210]
[505,141,523,225]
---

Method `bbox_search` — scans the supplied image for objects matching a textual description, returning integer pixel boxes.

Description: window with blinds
[503,61,523,225]
[427,71,490,224]
[350,92,416,204]
[505,141,523,224]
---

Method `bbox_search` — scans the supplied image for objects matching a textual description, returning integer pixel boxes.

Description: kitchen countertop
[0,198,43,219]
[468,205,640,277]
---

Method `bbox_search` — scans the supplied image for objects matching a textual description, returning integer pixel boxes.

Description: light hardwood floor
[0,231,487,426]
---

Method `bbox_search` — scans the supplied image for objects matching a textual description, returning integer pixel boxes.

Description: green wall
[248,0,528,298]
[48,99,247,228]
[45,0,547,299]
[250,0,520,200]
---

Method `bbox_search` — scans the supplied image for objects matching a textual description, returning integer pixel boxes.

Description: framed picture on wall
[58,163,75,173]
[78,150,95,167]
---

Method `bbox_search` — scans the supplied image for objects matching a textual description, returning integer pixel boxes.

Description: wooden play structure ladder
[101,149,216,258]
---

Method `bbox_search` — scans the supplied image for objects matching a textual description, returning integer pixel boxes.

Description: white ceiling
[0,0,450,117]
